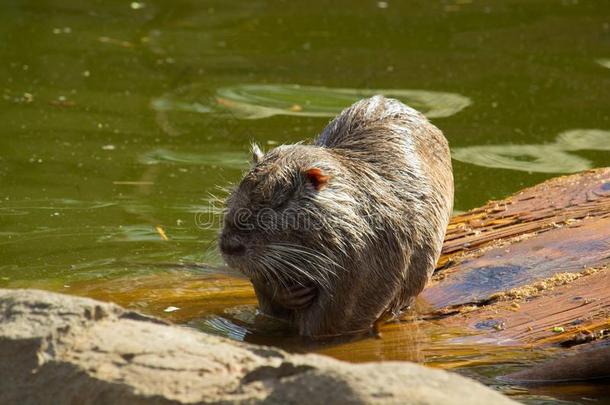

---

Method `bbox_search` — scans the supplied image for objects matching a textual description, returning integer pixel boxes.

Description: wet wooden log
[501,344,610,383]
[421,168,610,351]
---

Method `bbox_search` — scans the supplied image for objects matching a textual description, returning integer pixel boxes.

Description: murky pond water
[1,1,609,403]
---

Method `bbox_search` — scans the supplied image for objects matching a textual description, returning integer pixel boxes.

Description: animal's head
[219,143,358,298]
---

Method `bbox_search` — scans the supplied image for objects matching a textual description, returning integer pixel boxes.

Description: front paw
[274,285,317,310]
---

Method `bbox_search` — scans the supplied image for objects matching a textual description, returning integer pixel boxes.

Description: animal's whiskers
[260,242,343,292]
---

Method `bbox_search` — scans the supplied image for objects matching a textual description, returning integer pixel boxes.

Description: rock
[0,289,516,405]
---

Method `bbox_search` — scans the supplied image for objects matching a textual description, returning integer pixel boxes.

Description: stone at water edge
[0,288,517,405]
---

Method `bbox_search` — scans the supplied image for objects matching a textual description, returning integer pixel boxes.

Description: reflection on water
[0,200,117,217]
[554,129,610,152]
[55,268,563,376]
[152,83,472,120]
[191,316,250,341]
[140,148,248,168]
[214,84,472,119]
[596,59,610,70]
[452,144,589,173]
[452,129,610,173]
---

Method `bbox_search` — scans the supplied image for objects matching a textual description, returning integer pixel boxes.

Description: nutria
[219,96,453,337]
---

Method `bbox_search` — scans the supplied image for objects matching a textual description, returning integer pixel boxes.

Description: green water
[1,1,610,403]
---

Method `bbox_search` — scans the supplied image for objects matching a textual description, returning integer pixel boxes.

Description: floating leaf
[97,224,197,243]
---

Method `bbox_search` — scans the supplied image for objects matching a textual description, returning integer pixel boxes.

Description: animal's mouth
[220,240,321,311]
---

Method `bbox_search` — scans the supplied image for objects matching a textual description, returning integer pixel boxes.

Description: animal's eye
[272,194,290,210]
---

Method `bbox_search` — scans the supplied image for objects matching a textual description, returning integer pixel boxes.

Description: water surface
[1,1,609,403]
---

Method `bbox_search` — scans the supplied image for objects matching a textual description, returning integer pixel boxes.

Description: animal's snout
[219,235,246,256]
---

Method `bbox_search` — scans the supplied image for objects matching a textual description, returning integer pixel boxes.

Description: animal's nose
[220,236,246,256]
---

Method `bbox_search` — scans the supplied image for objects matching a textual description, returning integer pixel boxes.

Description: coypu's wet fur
[220,96,453,337]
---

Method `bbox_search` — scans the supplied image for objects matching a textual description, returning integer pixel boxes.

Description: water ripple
[451,144,590,173]
[152,83,472,120]
[139,148,247,169]
[452,128,610,173]
[554,129,610,151]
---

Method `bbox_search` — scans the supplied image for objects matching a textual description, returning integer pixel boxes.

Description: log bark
[422,168,610,350]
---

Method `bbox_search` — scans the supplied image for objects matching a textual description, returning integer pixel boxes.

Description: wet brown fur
[220,96,453,337]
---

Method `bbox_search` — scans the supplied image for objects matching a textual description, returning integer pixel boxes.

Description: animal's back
[316,95,453,317]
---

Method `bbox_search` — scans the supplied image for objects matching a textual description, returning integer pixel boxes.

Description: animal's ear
[305,167,330,191]
[251,143,264,165]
